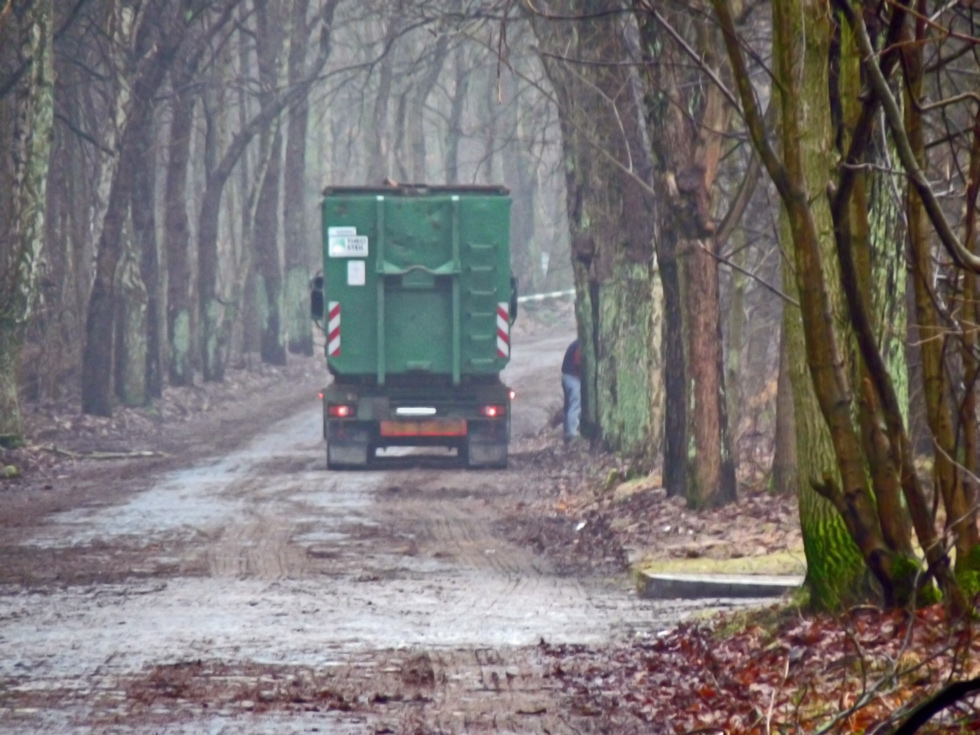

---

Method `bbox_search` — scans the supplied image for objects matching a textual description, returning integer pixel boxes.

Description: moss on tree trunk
[114,251,148,407]
[533,2,663,462]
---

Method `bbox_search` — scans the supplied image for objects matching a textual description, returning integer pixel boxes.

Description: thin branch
[888,676,980,735]
[54,112,114,155]
[696,240,799,307]
[647,7,741,113]
[838,0,980,273]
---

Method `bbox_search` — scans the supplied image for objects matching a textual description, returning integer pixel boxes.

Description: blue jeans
[562,373,581,439]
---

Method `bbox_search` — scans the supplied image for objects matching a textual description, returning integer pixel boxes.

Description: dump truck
[310,184,516,469]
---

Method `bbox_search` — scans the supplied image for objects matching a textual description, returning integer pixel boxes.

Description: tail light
[508,389,516,400]
[328,404,354,418]
[479,405,506,418]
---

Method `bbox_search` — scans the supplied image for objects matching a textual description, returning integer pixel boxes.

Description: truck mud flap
[327,442,371,470]
[465,419,509,469]
[326,422,371,470]
[465,441,508,469]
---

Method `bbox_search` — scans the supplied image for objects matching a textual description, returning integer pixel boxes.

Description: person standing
[561,339,582,441]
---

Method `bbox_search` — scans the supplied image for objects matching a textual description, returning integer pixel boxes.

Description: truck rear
[310,184,515,469]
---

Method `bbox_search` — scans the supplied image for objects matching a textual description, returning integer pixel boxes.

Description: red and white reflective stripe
[497,302,510,357]
[327,301,341,356]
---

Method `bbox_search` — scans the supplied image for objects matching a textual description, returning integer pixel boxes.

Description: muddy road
[1,331,738,734]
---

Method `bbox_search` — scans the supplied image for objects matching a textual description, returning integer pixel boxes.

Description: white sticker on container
[328,226,357,237]
[347,260,366,286]
[329,235,369,257]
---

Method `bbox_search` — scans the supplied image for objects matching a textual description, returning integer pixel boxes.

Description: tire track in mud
[1,327,718,734]
[376,471,541,575]
[368,470,616,647]
[206,515,307,580]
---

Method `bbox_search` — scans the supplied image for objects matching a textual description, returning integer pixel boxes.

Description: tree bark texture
[444,45,469,185]
[254,0,287,367]
[165,69,196,387]
[532,1,662,461]
[775,0,887,609]
[0,0,54,443]
[501,71,540,293]
[903,19,980,595]
[635,3,736,506]
[770,325,798,495]
[131,100,161,400]
[82,1,185,415]
[284,0,314,357]
[366,2,400,184]
[114,250,147,406]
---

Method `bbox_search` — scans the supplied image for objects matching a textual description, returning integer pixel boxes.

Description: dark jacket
[561,339,581,377]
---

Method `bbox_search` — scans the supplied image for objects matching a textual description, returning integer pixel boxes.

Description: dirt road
[1,331,738,734]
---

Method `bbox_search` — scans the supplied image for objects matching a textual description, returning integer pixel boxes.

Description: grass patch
[638,549,807,577]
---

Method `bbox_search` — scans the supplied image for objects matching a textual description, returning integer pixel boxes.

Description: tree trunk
[0,0,54,444]
[479,62,500,183]
[366,3,400,184]
[131,101,161,399]
[501,71,538,291]
[775,1,881,610]
[409,36,449,183]
[681,234,736,507]
[770,325,798,495]
[444,45,469,185]
[837,19,914,568]
[83,2,183,415]
[532,1,662,461]
[165,71,196,386]
[254,122,286,366]
[83,2,191,414]
[114,250,148,406]
[253,0,286,366]
[711,0,967,612]
[284,0,314,357]
[660,231,686,496]
[635,3,736,506]
[903,21,980,593]
[196,0,340,381]
[725,237,746,457]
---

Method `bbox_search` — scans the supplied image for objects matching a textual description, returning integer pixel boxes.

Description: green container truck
[310,184,516,469]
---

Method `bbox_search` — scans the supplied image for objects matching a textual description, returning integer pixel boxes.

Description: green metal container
[313,184,515,470]
[321,185,512,385]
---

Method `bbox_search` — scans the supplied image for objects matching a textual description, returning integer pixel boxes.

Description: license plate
[380,419,467,437]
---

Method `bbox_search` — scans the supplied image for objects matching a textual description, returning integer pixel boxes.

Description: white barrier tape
[516,289,575,304]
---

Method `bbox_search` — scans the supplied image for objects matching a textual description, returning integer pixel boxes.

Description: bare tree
[195,0,341,382]
[634,1,737,507]
[0,0,55,444]
[528,0,664,461]
[709,0,978,610]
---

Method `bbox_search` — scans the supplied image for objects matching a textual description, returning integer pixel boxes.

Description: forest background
[3,0,980,682]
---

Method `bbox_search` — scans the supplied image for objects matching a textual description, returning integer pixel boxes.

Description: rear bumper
[322,381,511,450]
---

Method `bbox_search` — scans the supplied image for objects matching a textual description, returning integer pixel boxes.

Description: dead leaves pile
[513,438,803,571]
[541,602,980,734]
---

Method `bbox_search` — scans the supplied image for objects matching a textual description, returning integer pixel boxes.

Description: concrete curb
[637,572,804,600]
